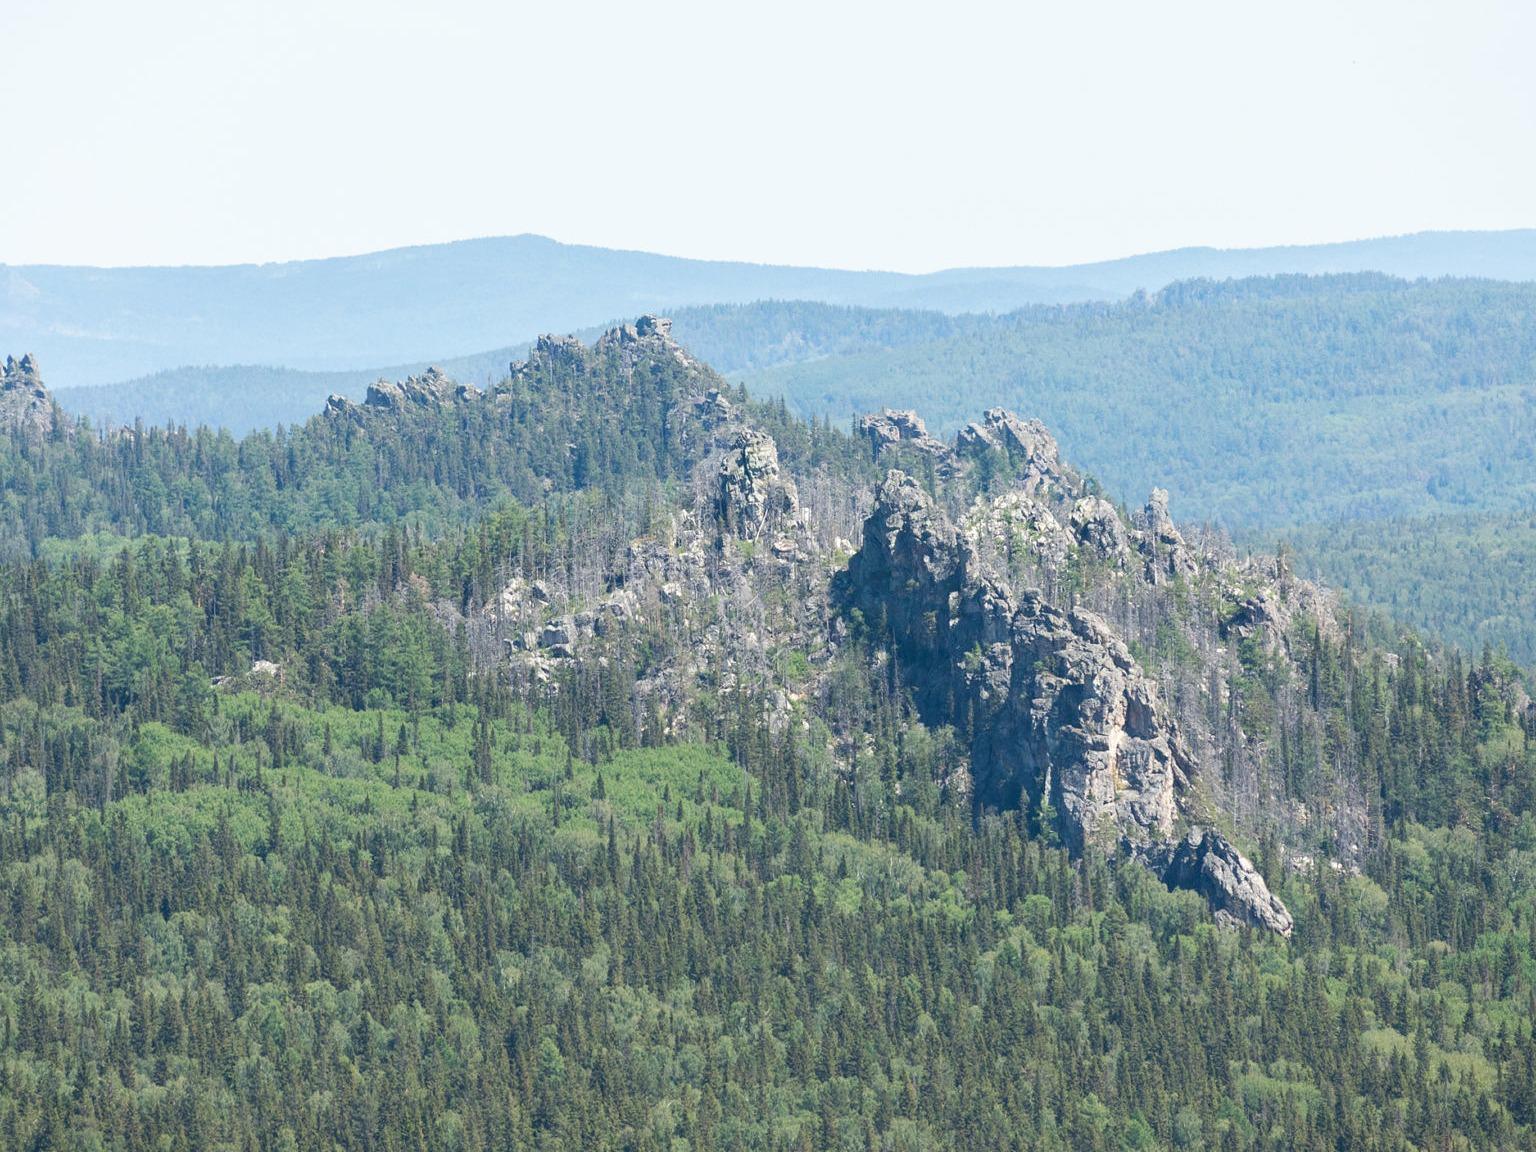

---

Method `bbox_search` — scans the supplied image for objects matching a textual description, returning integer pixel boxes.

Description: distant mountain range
[10,229,1536,387]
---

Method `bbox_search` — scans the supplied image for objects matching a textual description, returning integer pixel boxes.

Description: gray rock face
[1134,488,1198,584]
[326,367,476,419]
[364,367,476,411]
[838,469,1290,932]
[956,409,1065,495]
[1142,829,1294,936]
[1002,595,1188,851]
[1070,496,1130,561]
[1,354,56,436]
[859,409,956,472]
[594,314,700,373]
[716,430,800,541]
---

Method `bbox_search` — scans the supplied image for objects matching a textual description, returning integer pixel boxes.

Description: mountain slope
[2,323,1535,1149]
[11,228,1536,386]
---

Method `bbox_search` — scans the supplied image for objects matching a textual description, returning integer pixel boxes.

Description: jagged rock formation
[1,354,57,436]
[1070,496,1130,561]
[1142,829,1294,935]
[838,469,1292,934]
[325,367,477,419]
[956,408,1065,495]
[309,321,1318,936]
[1134,488,1199,584]
[362,366,478,410]
[860,410,952,460]
[716,430,800,542]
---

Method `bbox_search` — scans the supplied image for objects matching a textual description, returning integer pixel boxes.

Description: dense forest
[1282,509,1536,668]
[57,275,1536,530]
[1,322,1534,1151]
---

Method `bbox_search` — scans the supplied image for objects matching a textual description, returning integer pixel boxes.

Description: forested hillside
[57,275,1536,531]
[734,276,1536,529]
[1,325,1534,1151]
[1282,510,1536,667]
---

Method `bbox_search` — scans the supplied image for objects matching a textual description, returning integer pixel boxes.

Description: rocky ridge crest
[1,354,57,436]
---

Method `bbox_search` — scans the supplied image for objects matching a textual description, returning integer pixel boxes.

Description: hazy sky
[3,0,1533,271]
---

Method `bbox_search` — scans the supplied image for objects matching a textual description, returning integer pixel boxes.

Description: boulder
[1142,828,1294,936]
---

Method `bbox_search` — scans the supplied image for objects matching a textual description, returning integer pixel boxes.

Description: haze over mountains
[11,228,1536,388]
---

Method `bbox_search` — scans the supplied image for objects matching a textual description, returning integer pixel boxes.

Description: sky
[2,0,1533,273]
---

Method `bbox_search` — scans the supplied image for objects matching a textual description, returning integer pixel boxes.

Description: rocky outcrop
[1070,496,1130,561]
[1134,489,1198,584]
[838,469,1290,932]
[860,410,952,460]
[857,410,963,482]
[595,314,700,372]
[1002,593,1190,850]
[365,367,477,410]
[716,430,799,541]
[1142,829,1294,935]
[963,492,1074,574]
[326,367,477,419]
[1,354,57,436]
[956,409,1066,495]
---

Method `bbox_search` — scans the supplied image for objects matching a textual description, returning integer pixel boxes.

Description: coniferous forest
[0,322,1533,1152]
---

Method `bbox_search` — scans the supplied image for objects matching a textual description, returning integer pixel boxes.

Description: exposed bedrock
[837,469,1291,934]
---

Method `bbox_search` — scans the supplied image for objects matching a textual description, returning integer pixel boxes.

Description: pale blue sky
[2,0,1533,271]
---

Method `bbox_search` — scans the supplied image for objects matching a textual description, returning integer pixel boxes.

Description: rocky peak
[956,408,1067,495]
[1134,488,1199,584]
[595,314,701,374]
[716,430,800,542]
[325,367,477,420]
[364,366,477,411]
[1,353,57,436]
[860,409,951,457]
[1070,496,1130,561]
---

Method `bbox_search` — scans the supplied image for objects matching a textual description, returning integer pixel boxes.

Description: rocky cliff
[1,354,58,436]
[837,469,1293,935]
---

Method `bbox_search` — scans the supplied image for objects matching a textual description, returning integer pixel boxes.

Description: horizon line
[6,225,1536,278]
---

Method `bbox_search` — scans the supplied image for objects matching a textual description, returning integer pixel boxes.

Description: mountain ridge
[11,228,1536,387]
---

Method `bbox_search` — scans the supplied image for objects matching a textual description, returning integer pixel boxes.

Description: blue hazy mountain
[10,229,1536,386]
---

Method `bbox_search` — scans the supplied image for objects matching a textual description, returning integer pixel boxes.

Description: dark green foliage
[1280,510,1536,668]
[0,519,1532,1150]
